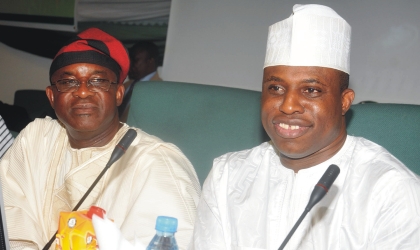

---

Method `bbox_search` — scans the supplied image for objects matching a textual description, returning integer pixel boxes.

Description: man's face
[128,50,153,80]
[261,65,354,167]
[47,63,124,134]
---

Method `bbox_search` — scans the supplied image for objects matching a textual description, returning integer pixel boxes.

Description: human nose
[72,80,94,98]
[278,90,304,115]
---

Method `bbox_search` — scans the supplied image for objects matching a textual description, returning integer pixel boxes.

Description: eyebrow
[58,70,109,77]
[263,75,328,87]
[91,70,108,75]
[59,72,73,76]
[302,78,327,87]
[263,75,282,83]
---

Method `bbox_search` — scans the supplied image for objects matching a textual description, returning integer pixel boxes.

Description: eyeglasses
[51,78,117,93]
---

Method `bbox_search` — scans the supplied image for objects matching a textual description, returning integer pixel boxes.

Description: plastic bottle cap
[87,206,106,219]
[155,216,178,233]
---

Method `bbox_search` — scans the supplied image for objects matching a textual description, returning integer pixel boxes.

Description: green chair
[126,81,268,184]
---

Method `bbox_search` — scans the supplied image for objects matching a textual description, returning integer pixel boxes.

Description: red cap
[49,27,129,84]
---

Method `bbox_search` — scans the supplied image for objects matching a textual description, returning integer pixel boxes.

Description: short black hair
[339,72,349,92]
[129,41,159,62]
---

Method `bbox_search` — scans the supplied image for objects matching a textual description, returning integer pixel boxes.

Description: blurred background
[1,0,419,105]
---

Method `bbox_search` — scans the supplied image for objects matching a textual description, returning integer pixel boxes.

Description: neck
[66,117,122,149]
[280,132,347,173]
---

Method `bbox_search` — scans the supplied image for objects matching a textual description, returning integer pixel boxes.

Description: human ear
[116,84,125,106]
[46,86,55,109]
[341,88,355,115]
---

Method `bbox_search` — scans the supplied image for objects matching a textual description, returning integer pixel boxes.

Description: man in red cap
[0,28,200,249]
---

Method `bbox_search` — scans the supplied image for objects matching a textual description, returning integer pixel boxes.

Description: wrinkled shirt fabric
[192,135,420,250]
[1,117,200,250]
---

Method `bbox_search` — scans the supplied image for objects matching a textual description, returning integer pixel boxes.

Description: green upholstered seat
[126,81,268,184]
[345,103,420,175]
[127,81,420,184]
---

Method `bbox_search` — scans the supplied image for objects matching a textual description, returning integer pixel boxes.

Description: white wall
[1,0,420,105]
[162,0,420,105]
[0,42,51,104]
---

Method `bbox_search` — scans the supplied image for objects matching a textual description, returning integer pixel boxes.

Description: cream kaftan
[0,117,200,250]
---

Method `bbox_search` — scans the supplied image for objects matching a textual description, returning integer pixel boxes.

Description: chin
[67,122,102,133]
[273,143,314,160]
[279,151,310,160]
[71,126,100,133]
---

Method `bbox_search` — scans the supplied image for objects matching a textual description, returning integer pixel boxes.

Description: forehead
[263,65,342,85]
[51,63,117,79]
[131,50,149,60]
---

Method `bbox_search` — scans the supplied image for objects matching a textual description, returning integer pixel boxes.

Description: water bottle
[146,216,179,250]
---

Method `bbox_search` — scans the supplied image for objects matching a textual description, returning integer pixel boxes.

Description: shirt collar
[140,71,157,81]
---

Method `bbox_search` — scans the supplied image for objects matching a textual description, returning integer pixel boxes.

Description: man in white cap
[191,4,420,249]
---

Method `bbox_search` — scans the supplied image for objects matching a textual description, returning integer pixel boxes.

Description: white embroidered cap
[264,4,351,74]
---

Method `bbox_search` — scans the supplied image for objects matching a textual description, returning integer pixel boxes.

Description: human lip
[273,122,310,139]
[72,103,97,114]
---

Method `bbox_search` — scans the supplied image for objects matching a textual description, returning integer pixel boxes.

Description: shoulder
[15,117,63,143]
[345,136,420,202]
[123,125,198,176]
[150,71,162,81]
[120,126,201,196]
[348,136,416,178]
[338,137,420,247]
[127,126,187,158]
[0,118,64,173]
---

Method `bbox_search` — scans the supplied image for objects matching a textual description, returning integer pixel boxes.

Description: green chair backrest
[127,81,268,184]
[346,103,420,175]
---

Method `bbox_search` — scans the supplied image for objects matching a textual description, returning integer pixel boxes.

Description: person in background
[0,27,200,250]
[191,4,420,249]
[127,41,162,83]
[119,41,162,122]
[0,114,13,158]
